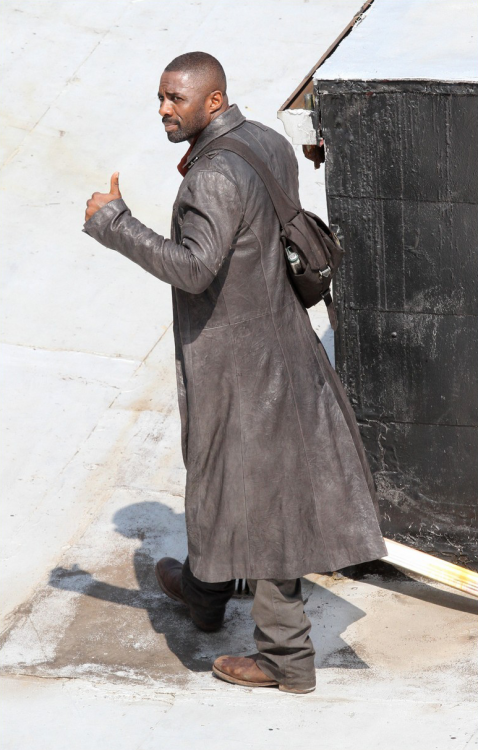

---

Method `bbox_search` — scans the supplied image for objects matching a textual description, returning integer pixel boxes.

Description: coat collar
[185,104,246,170]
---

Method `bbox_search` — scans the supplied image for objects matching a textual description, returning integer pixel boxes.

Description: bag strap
[193,135,300,227]
[193,134,338,326]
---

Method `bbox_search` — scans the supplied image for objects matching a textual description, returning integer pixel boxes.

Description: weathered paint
[277,108,316,145]
[316,79,478,569]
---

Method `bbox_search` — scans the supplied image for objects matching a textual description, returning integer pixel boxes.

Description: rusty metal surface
[317,79,478,568]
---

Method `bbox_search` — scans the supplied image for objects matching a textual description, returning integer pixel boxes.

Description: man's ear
[209,90,223,114]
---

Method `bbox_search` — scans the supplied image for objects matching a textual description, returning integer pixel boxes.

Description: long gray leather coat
[84,104,386,582]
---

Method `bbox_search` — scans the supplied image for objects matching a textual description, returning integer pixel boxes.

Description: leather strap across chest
[191,135,301,227]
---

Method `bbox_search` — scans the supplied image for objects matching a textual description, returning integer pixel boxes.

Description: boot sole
[212,664,278,688]
[278,684,316,694]
[212,665,315,693]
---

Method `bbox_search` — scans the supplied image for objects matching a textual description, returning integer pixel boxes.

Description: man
[84,52,386,694]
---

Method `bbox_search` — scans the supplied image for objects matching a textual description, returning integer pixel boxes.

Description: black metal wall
[316,80,478,569]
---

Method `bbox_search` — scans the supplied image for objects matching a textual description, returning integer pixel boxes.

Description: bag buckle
[319,265,332,278]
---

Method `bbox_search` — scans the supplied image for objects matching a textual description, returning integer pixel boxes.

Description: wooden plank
[383,539,478,598]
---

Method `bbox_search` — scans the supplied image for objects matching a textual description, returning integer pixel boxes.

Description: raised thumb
[110,171,121,196]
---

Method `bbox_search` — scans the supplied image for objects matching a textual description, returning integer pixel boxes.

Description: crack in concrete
[115,485,185,499]
[26,616,48,663]
[2,340,143,363]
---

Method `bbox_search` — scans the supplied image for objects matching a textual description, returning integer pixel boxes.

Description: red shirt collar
[177,136,199,177]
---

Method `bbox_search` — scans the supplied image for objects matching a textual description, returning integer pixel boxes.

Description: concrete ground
[1,1,477,748]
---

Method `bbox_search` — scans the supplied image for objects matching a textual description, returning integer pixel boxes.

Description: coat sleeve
[82,169,243,294]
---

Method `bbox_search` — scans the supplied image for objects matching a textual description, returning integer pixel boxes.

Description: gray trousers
[182,558,316,689]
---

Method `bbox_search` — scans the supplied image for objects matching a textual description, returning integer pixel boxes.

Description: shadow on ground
[3,499,475,688]
[339,560,478,616]
[47,500,371,681]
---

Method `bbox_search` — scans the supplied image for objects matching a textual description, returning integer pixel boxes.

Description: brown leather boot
[155,557,224,633]
[213,654,316,694]
[155,557,186,604]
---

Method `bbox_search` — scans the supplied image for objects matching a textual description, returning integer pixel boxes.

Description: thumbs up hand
[85,172,122,221]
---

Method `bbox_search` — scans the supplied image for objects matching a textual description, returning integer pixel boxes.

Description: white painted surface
[317,0,478,82]
[0,342,140,620]
[277,109,316,145]
[2,670,477,750]
[1,664,477,750]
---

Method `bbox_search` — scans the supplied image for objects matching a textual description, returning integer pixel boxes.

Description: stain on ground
[1,499,477,697]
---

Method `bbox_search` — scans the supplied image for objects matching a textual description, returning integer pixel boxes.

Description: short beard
[165,109,210,143]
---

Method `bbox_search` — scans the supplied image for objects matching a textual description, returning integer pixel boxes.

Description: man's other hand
[85,172,121,221]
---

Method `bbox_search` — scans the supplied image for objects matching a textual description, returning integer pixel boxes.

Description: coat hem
[189,543,387,583]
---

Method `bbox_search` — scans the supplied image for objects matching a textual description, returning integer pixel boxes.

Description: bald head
[164,52,227,96]
[158,52,229,143]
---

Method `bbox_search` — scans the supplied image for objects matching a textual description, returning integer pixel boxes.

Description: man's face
[158,70,211,143]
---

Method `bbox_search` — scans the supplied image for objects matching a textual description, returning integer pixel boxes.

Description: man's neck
[187,103,231,144]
